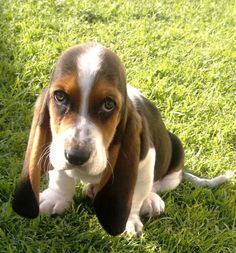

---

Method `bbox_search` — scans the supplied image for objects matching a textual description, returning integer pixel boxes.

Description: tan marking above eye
[50,74,81,111]
[89,80,122,112]
[89,80,123,147]
[49,74,81,135]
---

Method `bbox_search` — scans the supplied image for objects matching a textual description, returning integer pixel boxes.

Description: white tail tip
[183,171,235,188]
[224,171,235,179]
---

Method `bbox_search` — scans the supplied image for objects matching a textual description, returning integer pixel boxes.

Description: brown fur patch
[49,74,80,135]
[12,89,51,218]
[26,89,51,199]
[98,143,121,191]
[89,80,123,148]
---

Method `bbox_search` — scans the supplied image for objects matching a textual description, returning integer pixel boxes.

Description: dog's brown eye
[102,97,116,112]
[54,90,68,105]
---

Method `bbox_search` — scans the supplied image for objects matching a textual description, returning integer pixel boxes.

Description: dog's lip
[64,160,94,172]
[63,162,105,176]
[64,162,86,170]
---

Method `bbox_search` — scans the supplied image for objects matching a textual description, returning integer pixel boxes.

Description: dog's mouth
[61,160,106,184]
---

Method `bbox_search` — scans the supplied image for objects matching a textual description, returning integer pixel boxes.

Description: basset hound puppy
[12,43,234,236]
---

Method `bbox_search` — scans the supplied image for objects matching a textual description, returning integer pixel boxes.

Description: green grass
[0,0,235,252]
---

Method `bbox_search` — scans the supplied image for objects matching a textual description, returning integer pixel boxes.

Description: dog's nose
[65,146,91,166]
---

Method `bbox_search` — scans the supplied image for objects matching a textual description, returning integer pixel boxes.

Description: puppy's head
[49,43,126,181]
[12,43,142,235]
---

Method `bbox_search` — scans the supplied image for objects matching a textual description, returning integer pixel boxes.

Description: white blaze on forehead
[77,45,104,116]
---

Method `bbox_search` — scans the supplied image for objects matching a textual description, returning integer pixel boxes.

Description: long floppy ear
[94,102,141,236]
[12,89,51,218]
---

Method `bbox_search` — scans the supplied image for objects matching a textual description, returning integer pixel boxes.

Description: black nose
[65,146,91,166]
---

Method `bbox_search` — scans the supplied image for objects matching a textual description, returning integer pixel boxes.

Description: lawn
[0,0,235,252]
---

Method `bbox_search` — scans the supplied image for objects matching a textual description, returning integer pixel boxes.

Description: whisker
[37,144,51,172]
[42,151,48,170]
[43,148,51,172]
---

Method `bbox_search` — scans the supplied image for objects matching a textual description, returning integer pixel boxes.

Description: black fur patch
[94,181,128,236]
[168,132,184,171]
[12,176,39,219]
[139,117,150,161]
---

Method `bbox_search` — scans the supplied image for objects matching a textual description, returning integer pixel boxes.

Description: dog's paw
[39,188,73,215]
[82,184,97,200]
[125,215,143,236]
[140,192,165,217]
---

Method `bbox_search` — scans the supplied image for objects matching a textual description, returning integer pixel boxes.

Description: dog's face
[48,44,125,181]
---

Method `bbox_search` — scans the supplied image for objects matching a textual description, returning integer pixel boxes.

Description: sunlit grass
[0,0,235,252]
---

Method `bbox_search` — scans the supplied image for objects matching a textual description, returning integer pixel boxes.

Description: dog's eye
[97,96,117,121]
[102,97,116,112]
[54,90,68,105]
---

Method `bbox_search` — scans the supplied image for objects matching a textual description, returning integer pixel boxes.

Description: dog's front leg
[39,170,76,215]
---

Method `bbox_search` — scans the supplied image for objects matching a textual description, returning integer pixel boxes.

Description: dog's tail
[183,170,235,188]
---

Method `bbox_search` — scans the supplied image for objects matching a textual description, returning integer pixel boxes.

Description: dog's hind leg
[140,133,184,217]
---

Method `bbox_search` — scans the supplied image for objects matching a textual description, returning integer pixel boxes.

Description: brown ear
[12,89,51,218]
[94,103,141,236]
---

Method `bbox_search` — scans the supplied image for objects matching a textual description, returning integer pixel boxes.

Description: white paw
[140,192,165,217]
[82,184,97,200]
[125,215,143,236]
[39,188,73,215]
